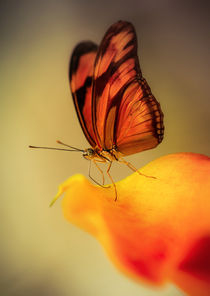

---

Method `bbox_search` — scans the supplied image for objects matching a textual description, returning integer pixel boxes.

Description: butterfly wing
[114,78,164,155]
[69,41,98,148]
[91,21,164,155]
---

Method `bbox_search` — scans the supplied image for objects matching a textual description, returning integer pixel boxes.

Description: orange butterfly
[30,21,164,200]
[69,21,164,192]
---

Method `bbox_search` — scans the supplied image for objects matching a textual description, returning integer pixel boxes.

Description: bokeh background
[1,0,209,295]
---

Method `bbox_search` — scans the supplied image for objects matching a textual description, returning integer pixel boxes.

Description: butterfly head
[83,148,96,160]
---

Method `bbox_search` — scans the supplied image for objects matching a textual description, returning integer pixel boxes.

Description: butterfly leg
[118,157,156,179]
[88,160,109,188]
[106,161,118,201]
[93,159,105,185]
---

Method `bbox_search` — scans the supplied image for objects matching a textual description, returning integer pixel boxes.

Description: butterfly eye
[83,148,96,160]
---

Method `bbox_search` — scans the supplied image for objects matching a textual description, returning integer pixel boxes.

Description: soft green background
[1,0,209,295]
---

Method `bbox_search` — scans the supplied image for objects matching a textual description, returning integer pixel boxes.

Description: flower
[54,153,210,295]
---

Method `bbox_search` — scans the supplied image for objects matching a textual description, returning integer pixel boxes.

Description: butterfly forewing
[69,41,98,148]
[91,21,164,154]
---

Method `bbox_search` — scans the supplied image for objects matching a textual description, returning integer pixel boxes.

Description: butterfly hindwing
[91,21,164,154]
[69,41,98,148]
[114,78,164,155]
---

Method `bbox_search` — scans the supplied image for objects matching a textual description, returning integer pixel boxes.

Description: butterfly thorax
[83,147,120,162]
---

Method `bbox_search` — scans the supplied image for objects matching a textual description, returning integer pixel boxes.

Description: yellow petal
[57,153,210,296]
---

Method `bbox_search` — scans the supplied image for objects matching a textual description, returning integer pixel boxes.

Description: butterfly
[30,20,164,201]
[69,21,164,194]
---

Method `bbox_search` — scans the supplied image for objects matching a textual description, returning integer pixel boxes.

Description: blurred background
[1,0,209,295]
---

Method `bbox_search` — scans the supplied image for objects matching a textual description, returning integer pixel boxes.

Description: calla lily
[54,153,210,296]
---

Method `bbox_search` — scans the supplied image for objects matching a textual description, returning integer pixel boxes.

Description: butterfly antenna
[56,140,84,152]
[29,144,84,152]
